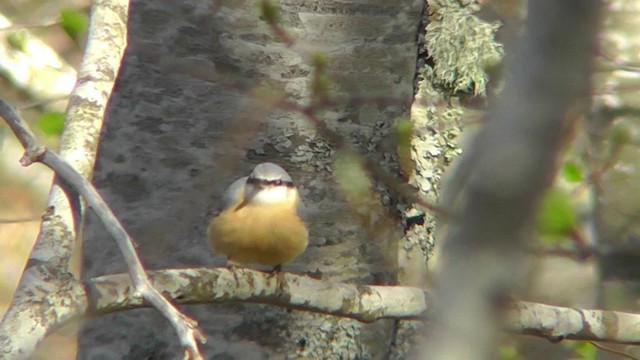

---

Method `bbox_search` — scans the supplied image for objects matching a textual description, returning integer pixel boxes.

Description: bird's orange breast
[208,203,308,266]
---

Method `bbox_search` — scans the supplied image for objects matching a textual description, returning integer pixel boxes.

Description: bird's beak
[234,185,258,211]
[234,198,250,211]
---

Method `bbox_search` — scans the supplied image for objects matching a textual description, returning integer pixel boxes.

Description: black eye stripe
[247,177,294,187]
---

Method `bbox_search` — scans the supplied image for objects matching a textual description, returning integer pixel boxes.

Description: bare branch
[508,301,640,345]
[278,98,446,217]
[589,342,638,360]
[90,268,429,322]
[0,101,39,151]
[0,19,62,31]
[18,95,70,110]
[87,267,640,345]
[0,100,206,357]
[428,0,601,359]
[0,216,40,223]
[0,0,134,358]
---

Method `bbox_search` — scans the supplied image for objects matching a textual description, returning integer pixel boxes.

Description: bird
[207,162,308,270]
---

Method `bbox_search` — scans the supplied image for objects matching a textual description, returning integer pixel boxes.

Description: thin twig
[589,341,639,360]
[279,98,449,217]
[599,48,640,72]
[0,216,40,223]
[259,0,295,47]
[0,98,206,359]
[0,19,62,32]
[18,95,70,110]
[257,0,444,217]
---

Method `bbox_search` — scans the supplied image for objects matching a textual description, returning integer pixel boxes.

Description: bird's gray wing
[217,176,248,212]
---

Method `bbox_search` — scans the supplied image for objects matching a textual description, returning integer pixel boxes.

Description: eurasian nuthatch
[208,162,308,268]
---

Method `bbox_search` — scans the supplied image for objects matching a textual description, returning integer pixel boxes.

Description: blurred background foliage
[0,0,88,358]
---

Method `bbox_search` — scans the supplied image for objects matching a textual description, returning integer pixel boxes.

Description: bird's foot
[226,259,243,287]
[270,264,282,274]
[305,268,323,280]
[268,264,286,285]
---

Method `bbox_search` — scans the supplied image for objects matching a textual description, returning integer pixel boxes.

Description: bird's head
[237,162,299,209]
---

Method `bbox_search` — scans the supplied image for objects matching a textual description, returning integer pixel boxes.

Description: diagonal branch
[0,1,129,358]
[1,0,207,357]
[0,97,206,358]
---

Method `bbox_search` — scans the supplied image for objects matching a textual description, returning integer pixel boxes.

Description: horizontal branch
[89,267,640,345]
[508,301,640,345]
[89,267,429,322]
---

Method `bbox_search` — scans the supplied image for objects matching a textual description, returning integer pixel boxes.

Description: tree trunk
[78,0,423,358]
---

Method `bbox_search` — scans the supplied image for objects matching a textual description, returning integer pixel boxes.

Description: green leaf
[7,31,27,52]
[396,118,412,140]
[36,112,65,136]
[310,52,328,71]
[572,341,597,360]
[562,161,583,182]
[334,151,372,201]
[609,124,630,155]
[498,343,523,360]
[311,73,330,98]
[333,150,384,220]
[395,118,413,176]
[259,1,281,24]
[60,9,88,41]
[537,189,576,241]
